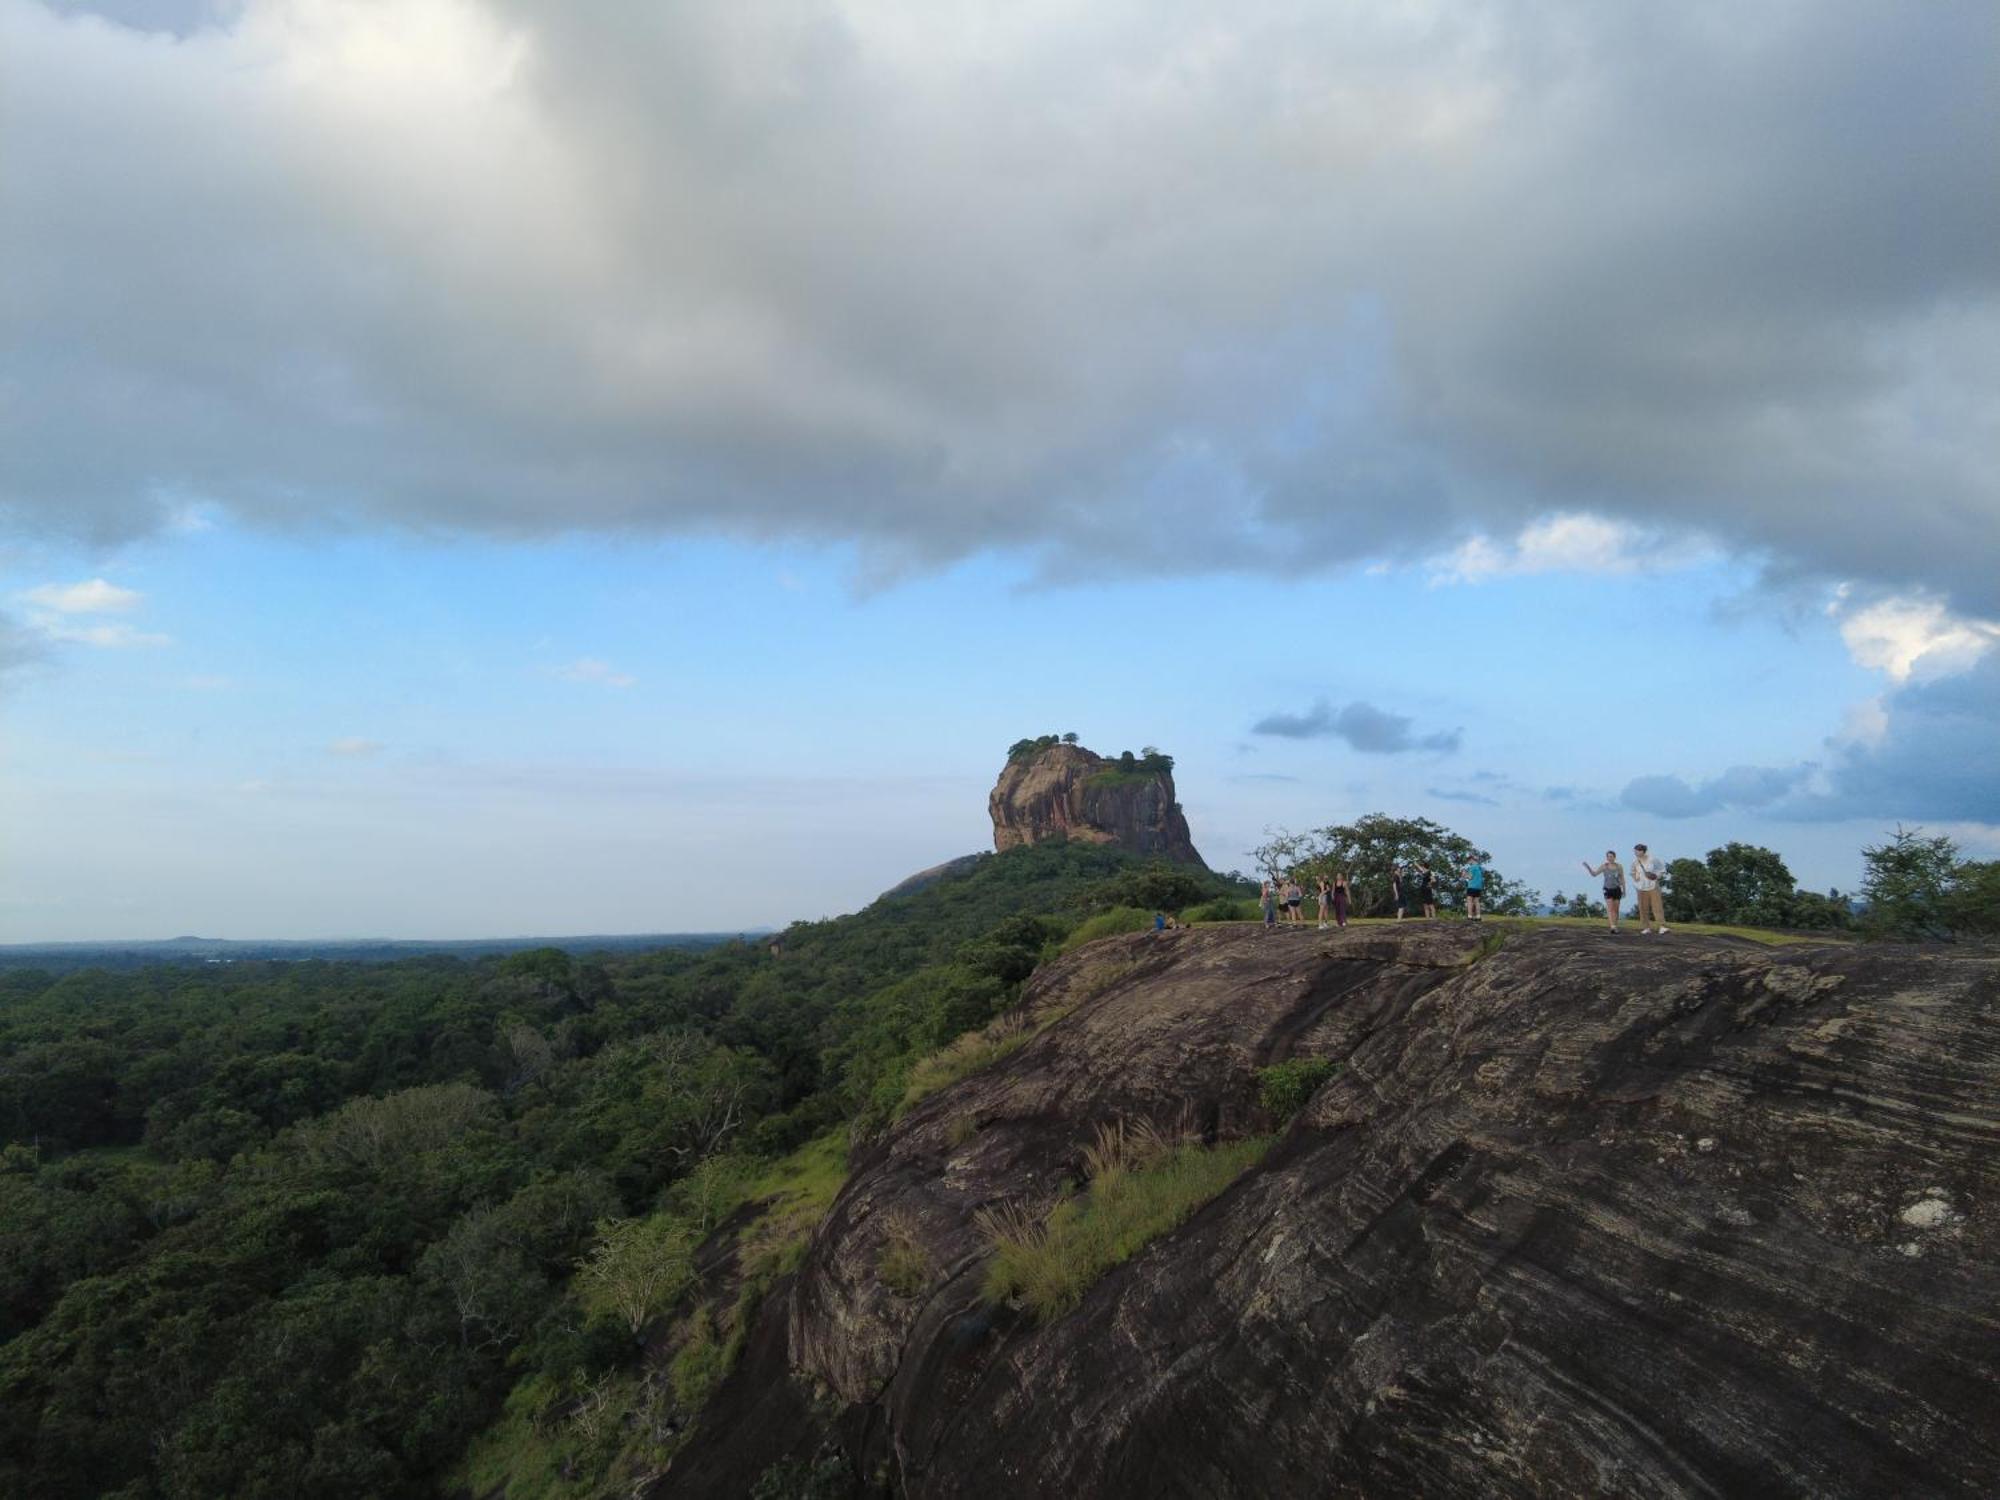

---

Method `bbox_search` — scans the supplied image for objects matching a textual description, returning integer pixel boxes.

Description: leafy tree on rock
[1250,814,1531,917]
[1861,826,1961,940]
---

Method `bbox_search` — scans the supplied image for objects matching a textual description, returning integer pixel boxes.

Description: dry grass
[979,1119,1271,1321]
[875,1211,933,1298]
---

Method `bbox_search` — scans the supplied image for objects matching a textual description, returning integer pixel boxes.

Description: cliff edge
[660,923,2000,1498]
[988,742,1204,868]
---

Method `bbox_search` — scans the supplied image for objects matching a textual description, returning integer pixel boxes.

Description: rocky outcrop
[661,925,2000,1498]
[988,743,1204,867]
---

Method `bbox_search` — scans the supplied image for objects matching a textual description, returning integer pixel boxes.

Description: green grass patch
[1257,1058,1337,1121]
[669,1303,732,1411]
[980,1122,1272,1321]
[897,1017,1034,1116]
[1059,906,1157,952]
[452,1371,644,1500]
[1512,915,1835,946]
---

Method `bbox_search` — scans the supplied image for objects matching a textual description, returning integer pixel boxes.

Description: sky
[2,0,1997,940]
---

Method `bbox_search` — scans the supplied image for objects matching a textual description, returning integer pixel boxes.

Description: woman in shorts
[1581,851,1625,932]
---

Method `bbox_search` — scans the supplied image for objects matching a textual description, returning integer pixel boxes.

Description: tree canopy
[1250,814,1540,916]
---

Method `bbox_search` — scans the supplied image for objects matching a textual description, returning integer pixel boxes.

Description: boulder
[661,924,2000,1498]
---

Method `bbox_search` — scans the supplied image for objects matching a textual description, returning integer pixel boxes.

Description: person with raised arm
[1581,850,1625,932]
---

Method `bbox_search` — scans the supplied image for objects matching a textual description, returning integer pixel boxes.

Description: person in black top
[1416,862,1437,918]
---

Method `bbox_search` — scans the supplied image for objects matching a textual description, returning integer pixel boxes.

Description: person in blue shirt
[1463,860,1487,921]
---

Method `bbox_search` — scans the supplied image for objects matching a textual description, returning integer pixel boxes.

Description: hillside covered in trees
[0,842,1244,1499]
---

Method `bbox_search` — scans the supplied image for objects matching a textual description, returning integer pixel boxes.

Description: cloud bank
[2,0,1996,606]
[1253,698,1460,754]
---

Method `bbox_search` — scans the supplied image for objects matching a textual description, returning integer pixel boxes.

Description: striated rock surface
[988,743,1204,867]
[661,924,2000,1498]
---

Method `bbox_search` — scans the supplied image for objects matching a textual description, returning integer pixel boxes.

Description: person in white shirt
[1631,843,1668,934]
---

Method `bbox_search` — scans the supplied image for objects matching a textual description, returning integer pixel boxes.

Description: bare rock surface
[660,924,2000,1498]
[987,743,1204,866]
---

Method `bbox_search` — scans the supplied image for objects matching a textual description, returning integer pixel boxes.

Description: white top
[1632,855,1664,891]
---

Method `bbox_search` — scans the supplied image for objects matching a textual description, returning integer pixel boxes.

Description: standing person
[1261,878,1278,932]
[1315,875,1332,931]
[1332,873,1351,929]
[1463,859,1486,921]
[1417,862,1438,919]
[1286,875,1306,925]
[1389,864,1404,920]
[1581,851,1625,932]
[1632,844,1668,934]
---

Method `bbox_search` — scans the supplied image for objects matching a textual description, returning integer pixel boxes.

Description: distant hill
[0,931,756,973]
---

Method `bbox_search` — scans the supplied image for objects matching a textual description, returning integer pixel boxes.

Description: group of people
[1258,859,1491,931]
[1252,846,1669,934]
[1580,843,1669,933]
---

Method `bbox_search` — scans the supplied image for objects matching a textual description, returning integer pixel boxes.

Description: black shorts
[1605,887,1624,902]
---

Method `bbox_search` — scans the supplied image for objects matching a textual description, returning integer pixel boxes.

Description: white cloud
[1428,515,1711,586]
[37,620,171,648]
[555,657,636,688]
[1832,695,1890,748]
[1830,589,2000,684]
[327,737,384,756]
[20,577,142,613]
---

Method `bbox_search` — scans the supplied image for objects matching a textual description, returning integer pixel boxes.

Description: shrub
[979,1123,1272,1320]
[1257,1058,1337,1122]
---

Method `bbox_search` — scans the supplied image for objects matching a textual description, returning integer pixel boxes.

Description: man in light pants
[1632,843,1668,934]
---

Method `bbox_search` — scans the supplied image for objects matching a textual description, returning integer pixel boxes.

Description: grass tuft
[1257,1057,1337,1122]
[875,1211,933,1298]
[979,1126,1272,1321]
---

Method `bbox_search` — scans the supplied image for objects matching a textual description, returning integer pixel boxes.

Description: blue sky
[2,1,1996,938]
[4,516,1975,940]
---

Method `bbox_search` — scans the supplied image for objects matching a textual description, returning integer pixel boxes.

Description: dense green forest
[0,842,1242,1499]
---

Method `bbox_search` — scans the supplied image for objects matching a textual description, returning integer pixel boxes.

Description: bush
[1257,1058,1337,1122]
[979,1122,1271,1320]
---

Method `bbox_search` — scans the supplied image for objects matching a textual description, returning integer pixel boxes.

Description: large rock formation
[988,742,1204,867]
[661,924,2000,1498]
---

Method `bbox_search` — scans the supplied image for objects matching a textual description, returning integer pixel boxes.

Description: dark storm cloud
[1252,699,1460,755]
[2,2,1997,606]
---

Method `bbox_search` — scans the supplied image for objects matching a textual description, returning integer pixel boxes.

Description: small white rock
[1696,1137,1717,1153]
[1899,1242,1923,1258]
[1900,1198,1953,1230]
